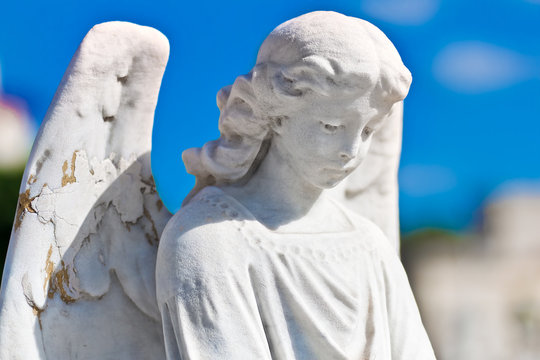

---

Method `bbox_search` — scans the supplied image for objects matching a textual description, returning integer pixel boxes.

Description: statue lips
[316,165,356,189]
[325,162,357,174]
[323,166,355,182]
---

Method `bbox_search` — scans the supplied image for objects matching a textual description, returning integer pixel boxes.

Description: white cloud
[399,164,457,197]
[433,41,534,93]
[361,0,440,25]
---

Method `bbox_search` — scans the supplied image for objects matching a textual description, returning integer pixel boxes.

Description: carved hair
[182,11,412,204]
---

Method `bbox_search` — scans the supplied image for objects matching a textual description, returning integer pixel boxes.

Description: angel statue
[0,11,435,360]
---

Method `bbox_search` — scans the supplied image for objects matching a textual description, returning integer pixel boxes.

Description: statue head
[182,11,411,202]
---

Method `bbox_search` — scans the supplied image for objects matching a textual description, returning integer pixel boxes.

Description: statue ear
[372,66,412,110]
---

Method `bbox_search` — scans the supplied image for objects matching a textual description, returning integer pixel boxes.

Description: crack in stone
[19,149,166,318]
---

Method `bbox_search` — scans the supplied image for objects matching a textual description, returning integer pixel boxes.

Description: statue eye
[362,126,374,137]
[321,122,339,134]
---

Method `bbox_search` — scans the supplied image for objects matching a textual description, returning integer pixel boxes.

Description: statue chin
[298,165,359,190]
[315,174,351,190]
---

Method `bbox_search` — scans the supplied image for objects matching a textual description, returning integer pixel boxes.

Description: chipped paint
[39,245,77,304]
[14,149,170,326]
[14,189,37,230]
[0,23,174,358]
[28,174,37,184]
[47,260,76,304]
[43,245,55,293]
[61,151,77,187]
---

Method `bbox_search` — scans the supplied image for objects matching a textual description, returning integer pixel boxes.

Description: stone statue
[0,11,435,359]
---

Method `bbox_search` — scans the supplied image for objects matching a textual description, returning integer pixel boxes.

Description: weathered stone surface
[1,12,434,360]
[0,22,170,359]
[159,11,434,360]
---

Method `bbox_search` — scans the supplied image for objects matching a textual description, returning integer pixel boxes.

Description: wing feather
[0,22,171,359]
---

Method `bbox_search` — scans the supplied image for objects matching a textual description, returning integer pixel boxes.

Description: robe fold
[156,186,435,359]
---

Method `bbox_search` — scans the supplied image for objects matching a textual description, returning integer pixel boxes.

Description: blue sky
[1,0,539,232]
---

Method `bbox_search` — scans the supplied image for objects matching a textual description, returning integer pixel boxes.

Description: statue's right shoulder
[161,186,247,241]
[156,187,252,300]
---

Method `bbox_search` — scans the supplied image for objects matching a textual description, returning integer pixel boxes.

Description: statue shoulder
[341,206,398,256]
[162,186,247,239]
[156,188,251,301]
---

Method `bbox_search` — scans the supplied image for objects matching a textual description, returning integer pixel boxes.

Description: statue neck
[220,140,324,229]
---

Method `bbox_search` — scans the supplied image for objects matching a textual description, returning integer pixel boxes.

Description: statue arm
[156,213,272,359]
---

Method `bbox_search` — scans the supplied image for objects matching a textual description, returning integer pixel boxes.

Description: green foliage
[402,228,465,247]
[0,168,23,273]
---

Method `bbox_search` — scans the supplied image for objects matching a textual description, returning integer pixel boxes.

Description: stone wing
[0,22,171,359]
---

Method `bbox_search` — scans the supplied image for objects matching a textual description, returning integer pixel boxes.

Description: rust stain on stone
[61,151,77,187]
[27,174,37,184]
[30,303,44,330]
[14,189,37,230]
[156,199,163,211]
[32,306,43,317]
[43,245,54,293]
[47,260,77,304]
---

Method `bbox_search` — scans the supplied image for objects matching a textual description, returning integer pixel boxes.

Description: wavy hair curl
[182,11,412,204]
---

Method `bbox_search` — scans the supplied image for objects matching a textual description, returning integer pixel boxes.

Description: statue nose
[340,131,362,163]
[340,142,359,162]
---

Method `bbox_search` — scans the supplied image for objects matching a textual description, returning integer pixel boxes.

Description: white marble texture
[0,11,435,360]
[159,11,435,360]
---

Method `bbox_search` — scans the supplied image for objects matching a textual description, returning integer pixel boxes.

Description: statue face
[272,93,384,189]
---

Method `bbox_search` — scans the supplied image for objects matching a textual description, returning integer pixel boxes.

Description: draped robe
[156,186,435,359]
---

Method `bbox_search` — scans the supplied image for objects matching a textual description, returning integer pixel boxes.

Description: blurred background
[1,0,539,358]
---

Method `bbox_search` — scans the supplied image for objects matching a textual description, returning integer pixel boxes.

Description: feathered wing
[0,22,171,359]
[330,101,403,252]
